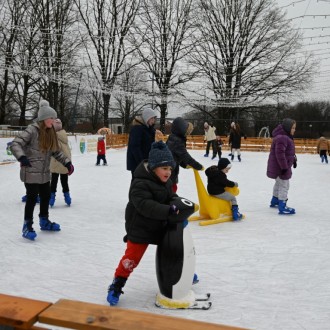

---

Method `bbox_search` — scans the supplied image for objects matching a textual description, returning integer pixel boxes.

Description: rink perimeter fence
[0,131,318,164]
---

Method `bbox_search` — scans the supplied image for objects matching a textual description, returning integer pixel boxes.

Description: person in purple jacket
[267,118,297,215]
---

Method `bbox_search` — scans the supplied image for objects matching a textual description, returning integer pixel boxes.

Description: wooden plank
[0,294,51,329]
[39,299,247,330]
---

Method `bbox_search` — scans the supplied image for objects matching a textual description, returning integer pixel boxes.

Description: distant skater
[316,133,330,164]
[96,136,108,166]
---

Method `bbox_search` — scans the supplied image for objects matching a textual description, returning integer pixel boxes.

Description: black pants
[206,140,216,157]
[24,182,50,222]
[217,147,222,159]
[50,173,69,193]
[96,154,107,165]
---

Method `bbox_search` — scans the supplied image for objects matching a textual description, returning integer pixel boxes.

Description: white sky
[1,149,330,329]
[276,0,330,103]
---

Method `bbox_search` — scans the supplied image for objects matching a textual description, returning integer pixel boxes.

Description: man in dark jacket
[126,108,157,177]
[166,117,203,192]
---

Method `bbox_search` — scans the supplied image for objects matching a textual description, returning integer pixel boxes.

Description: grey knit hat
[142,108,157,126]
[37,100,57,121]
[148,141,175,170]
[282,118,295,134]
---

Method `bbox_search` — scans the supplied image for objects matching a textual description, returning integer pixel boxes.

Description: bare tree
[132,0,199,132]
[190,0,315,116]
[74,0,140,127]
[0,0,24,124]
[112,68,150,133]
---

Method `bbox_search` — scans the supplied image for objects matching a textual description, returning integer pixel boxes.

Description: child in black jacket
[205,158,243,220]
[107,141,181,306]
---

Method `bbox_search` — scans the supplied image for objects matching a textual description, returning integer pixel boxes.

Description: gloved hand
[169,205,179,215]
[293,155,297,168]
[18,156,31,167]
[65,162,74,175]
[281,168,288,175]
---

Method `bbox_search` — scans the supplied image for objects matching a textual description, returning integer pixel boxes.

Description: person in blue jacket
[126,108,157,178]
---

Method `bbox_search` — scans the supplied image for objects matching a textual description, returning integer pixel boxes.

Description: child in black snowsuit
[107,141,181,306]
[205,158,243,220]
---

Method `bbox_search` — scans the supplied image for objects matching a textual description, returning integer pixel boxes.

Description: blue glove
[65,162,74,175]
[18,156,31,167]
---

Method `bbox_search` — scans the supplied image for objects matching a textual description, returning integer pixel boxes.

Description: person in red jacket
[96,136,107,166]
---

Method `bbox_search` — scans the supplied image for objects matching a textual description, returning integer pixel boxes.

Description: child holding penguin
[107,141,197,306]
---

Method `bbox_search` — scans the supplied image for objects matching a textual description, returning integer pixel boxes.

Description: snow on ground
[1,149,330,330]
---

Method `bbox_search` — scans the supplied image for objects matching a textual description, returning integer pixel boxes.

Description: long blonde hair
[38,121,59,152]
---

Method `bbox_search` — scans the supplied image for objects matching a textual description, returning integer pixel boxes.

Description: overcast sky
[276,0,330,103]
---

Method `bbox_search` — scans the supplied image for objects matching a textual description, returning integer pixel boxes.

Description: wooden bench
[38,298,246,330]
[0,293,51,329]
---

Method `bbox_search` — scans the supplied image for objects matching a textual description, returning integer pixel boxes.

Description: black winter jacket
[126,117,155,172]
[125,161,177,244]
[166,117,203,184]
[205,165,236,195]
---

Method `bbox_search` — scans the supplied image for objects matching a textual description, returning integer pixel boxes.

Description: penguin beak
[194,204,200,212]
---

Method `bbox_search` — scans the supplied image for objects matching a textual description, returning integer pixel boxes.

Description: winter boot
[107,277,127,306]
[321,155,325,163]
[231,154,234,161]
[193,273,199,284]
[49,193,56,207]
[232,205,243,221]
[39,217,61,231]
[270,196,279,208]
[211,154,216,160]
[278,200,295,215]
[325,156,329,164]
[64,192,71,206]
[238,155,241,162]
[22,220,37,240]
[204,153,209,157]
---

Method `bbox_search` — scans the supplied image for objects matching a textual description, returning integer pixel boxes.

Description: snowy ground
[1,149,330,330]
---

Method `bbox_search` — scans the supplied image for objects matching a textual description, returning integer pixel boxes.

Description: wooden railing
[1,131,318,154]
[105,134,318,154]
[0,293,247,330]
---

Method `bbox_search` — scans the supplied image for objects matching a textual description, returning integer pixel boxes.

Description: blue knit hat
[148,141,175,170]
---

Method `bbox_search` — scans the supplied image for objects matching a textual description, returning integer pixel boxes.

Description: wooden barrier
[0,294,248,330]
[0,132,318,154]
[39,298,247,330]
[0,293,51,329]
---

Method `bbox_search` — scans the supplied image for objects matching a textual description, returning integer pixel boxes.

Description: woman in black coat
[126,108,157,177]
[166,117,203,192]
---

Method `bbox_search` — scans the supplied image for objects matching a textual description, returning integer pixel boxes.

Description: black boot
[107,277,127,306]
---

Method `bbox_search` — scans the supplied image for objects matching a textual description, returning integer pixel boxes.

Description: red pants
[114,240,148,278]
